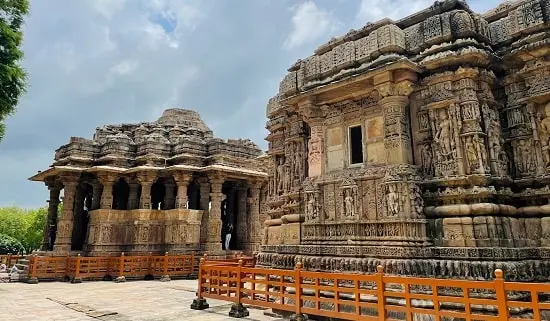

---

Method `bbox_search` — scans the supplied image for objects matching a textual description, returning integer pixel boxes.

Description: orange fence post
[289,262,304,321]
[190,257,209,310]
[72,254,82,283]
[160,252,170,282]
[494,269,509,321]
[376,265,386,321]
[6,253,11,267]
[229,259,249,317]
[147,252,153,277]
[28,254,39,284]
[115,252,126,283]
[190,252,195,277]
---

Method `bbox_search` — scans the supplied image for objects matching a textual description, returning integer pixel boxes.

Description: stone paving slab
[0,280,285,321]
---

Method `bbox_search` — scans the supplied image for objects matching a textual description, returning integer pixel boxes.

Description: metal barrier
[191,259,550,320]
[27,252,195,283]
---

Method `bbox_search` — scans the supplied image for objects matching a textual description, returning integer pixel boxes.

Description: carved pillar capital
[375,80,414,99]
[136,171,157,184]
[209,175,224,192]
[173,172,192,185]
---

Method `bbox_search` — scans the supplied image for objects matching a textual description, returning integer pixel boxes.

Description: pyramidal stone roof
[44,108,263,172]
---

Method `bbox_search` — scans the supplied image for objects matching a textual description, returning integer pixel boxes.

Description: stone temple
[32,0,550,281]
[30,109,267,255]
[256,0,550,282]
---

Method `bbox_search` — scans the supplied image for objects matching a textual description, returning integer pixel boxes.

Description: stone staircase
[12,256,30,282]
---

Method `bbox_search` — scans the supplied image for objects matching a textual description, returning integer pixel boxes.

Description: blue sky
[0,0,502,208]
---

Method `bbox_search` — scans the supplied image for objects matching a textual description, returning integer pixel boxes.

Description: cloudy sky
[0,0,500,208]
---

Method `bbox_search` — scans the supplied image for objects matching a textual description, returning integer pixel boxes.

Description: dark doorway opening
[112,178,130,210]
[151,180,165,210]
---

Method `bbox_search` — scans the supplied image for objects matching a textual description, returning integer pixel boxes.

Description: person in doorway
[225,224,233,251]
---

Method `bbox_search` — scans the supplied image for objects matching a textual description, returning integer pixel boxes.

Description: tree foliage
[0,0,30,141]
[0,233,24,254]
[0,206,46,253]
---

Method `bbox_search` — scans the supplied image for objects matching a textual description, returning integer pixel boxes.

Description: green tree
[0,206,47,253]
[0,233,24,254]
[0,0,30,141]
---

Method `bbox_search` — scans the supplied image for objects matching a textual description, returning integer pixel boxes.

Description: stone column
[235,183,248,249]
[164,182,176,210]
[174,173,192,209]
[127,180,140,210]
[98,174,117,210]
[53,174,79,253]
[377,81,414,165]
[42,182,61,251]
[91,182,102,210]
[247,182,261,252]
[205,176,224,252]
[137,172,156,209]
[198,177,210,246]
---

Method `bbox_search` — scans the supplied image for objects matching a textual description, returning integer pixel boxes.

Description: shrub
[0,233,24,255]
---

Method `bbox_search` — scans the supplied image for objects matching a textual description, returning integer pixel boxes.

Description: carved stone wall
[86,209,203,255]
[260,0,550,282]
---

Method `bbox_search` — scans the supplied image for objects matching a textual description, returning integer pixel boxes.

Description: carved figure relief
[412,185,424,217]
[538,102,550,167]
[387,185,400,217]
[515,139,534,176]
[434,108,453,161]
[276,156,285,193]
[343,189,356,218]
[465,136,477,173]
[419,144,433,176]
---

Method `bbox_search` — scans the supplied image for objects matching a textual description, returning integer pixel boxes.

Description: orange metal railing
[0,253,25,267]
[192,259,550,321]
[27,252,196,282]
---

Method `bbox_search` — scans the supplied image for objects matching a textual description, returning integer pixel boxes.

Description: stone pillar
[247,182,261,252]
[127,180,140,210]
[235,183,248,249]
[42,182,61,251]
[98,174,117,210]
[377,81,414,165]
[91,182,102,210]
[198,177,210,246]
[53,174,79,253]
[205,176,224,252]
[164,181,176,210]
[137,172,156,209]
[174,173,192,209]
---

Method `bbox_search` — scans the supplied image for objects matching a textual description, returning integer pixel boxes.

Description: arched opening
[151,179,166,210]
[112,178,130,210]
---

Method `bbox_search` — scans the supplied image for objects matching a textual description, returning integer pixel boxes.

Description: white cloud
[356,0,432,24]
[283,1,340,50]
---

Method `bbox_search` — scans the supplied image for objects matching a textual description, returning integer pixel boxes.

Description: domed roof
[156,108,212,134]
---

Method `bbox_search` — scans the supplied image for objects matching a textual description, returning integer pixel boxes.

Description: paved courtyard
[0,278,284,321]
